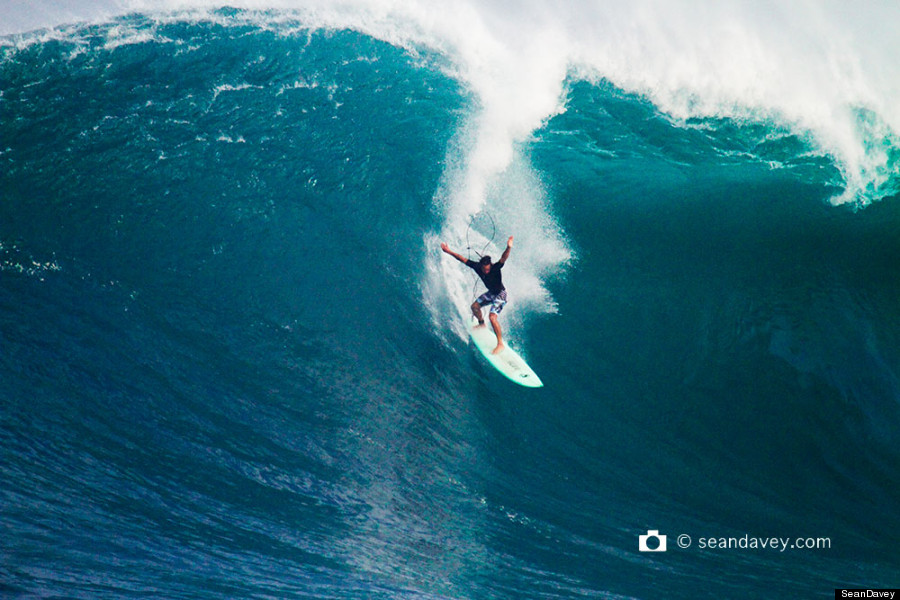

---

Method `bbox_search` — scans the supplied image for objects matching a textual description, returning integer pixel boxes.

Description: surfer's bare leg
[471,301,486,327]
[489,312,504,354]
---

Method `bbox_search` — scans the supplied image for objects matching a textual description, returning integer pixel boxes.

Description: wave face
[2,9,900,600]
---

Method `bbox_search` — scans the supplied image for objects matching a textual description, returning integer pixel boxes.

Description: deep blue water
[2,11,899,599]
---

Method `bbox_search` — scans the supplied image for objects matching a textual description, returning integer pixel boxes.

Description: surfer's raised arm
[440,242,468,264]
[498,236,513,265]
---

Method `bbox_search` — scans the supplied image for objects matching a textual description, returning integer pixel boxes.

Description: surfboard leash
[465,211,497,301]
[465,211,496,259]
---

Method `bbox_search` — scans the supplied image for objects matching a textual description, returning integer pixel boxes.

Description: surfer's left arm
[499,236,513,264]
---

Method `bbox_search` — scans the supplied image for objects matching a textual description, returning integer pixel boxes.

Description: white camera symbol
[638,530,667,552]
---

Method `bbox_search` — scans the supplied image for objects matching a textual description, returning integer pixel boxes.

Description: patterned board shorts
[476,289,508,315]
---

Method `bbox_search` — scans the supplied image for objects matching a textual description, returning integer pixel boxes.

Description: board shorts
[476,289,508,315]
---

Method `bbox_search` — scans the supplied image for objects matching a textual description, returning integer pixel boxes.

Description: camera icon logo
[638,530,667,552]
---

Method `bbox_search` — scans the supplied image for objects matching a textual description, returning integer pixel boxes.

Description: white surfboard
[468,318,543,388]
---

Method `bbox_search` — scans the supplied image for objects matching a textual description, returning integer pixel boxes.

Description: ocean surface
[2,4,899,599]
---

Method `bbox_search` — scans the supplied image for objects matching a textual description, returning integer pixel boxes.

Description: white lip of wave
[3,1,899,206]
[3,1,899,196]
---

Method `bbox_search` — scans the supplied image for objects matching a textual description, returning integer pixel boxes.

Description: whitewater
[2,1,899,599]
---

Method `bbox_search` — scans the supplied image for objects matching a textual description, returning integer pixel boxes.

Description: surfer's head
[479,255,492,272]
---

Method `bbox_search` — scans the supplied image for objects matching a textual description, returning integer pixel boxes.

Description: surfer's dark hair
[479,255,492,266]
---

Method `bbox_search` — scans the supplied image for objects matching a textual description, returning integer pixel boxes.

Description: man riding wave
[441,236,513,355]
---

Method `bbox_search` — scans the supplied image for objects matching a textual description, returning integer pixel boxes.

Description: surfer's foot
[491,343,504,355]
[475,320,486,328]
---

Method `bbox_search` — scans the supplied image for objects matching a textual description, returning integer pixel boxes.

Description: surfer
[441,236,513,354]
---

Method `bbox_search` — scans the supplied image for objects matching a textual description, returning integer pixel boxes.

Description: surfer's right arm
[440,243,468,264]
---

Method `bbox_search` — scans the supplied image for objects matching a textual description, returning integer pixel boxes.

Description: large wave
[3,5,900,600]
[6,2,900,339]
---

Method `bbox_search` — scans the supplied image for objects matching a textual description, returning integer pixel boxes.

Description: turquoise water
[2,8,899,599]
